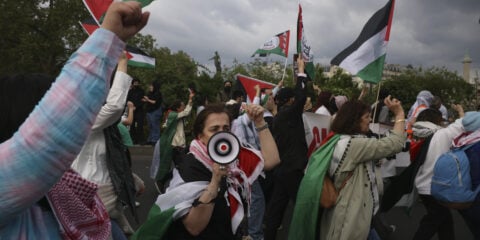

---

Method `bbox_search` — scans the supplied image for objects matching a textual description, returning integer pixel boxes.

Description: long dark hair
[330,100,371,135]
[0,74,54,142]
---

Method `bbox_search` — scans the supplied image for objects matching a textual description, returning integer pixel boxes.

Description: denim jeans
[146,107,162,143]
[248,179,265,240]
[111,219,128,240]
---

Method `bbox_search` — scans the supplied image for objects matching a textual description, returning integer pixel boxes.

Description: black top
[127,87,145,110]
[272,76,308,174]
[145,91,162,112]
[166,153,237,240]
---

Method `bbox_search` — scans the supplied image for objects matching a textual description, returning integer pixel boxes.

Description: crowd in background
[1,2,479,240]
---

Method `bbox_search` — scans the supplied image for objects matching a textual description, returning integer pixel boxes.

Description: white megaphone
[207,131,240,165]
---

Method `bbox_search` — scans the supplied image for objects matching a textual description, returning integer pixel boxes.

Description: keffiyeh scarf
[47,169,110,240]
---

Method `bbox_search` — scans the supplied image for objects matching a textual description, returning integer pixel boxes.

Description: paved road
[127,148,474,240]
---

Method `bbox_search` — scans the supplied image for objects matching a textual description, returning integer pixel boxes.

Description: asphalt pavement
[126,146,474,240]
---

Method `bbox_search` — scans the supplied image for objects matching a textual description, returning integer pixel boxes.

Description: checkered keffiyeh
[47,169,110,240]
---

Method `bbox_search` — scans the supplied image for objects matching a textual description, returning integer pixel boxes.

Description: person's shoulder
[177,153,211,182]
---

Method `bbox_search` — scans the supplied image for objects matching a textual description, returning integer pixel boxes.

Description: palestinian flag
[331,0,395,84]
[252,30,290,58]
[125,45,156,69]
[79,17,99,35]
[83,0,112,24]
[236,74,276,103]
[297,4,315,80]
[83,0,155,24]
[130,181,207,240]
[288,134,340,240]
[79,19,156,69]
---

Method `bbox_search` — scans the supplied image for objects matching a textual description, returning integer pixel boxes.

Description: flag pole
[372,81,382,124]
[281,57,288,81]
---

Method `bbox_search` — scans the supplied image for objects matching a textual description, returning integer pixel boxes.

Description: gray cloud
[142,0,480,78]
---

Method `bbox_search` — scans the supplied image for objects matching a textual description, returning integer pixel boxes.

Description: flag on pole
[297,4,315,80]
[251,30,290,58]
[331,0,395,84]
[82,0,113,24]
[80,18,156,69]
[83,0,155,24]
[236,74,276,103]
[78,17,99,35]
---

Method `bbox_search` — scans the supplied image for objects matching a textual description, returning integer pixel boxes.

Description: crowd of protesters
[1,2,479,240]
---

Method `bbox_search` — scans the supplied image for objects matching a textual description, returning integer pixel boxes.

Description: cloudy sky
[141,0,480,80]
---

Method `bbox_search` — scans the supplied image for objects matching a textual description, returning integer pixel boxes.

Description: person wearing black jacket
[127,78,145,144]
[264,57,308,240]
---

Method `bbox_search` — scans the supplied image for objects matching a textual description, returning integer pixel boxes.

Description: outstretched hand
[101,1,150,41]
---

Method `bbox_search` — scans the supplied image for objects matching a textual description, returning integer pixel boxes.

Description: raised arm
[289,57,307,116]
[178,91,195,118]
[91,53,132,130]
[0,1,149,223]
[247,104,280,170]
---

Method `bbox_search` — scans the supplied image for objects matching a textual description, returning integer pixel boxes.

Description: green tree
[222,58,295,88]
[371,67,475,112]
[318,68,361,100]
[0,0,90,75]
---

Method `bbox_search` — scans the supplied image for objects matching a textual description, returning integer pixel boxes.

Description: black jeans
[413,194,454,240]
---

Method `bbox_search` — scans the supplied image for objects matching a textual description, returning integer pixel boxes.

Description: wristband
[255,123,269,132]
[395,119,406,123]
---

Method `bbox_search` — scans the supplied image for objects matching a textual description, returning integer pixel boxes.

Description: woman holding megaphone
[132,104,279,240]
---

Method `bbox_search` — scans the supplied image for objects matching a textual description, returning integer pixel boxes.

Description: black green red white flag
[79,18,155,69]
[78,17,98,35]
[236,74,276,103]
[251,30,290,58]
[297,4,315,80]
[331,0,395,84]
[125,45,156,69]
[83,0,155,24]
[82,0,112,24]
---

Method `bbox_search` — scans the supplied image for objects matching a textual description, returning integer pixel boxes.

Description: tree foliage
[0,0,90,75]
[222,58,295,88]
[366,67,476,112]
